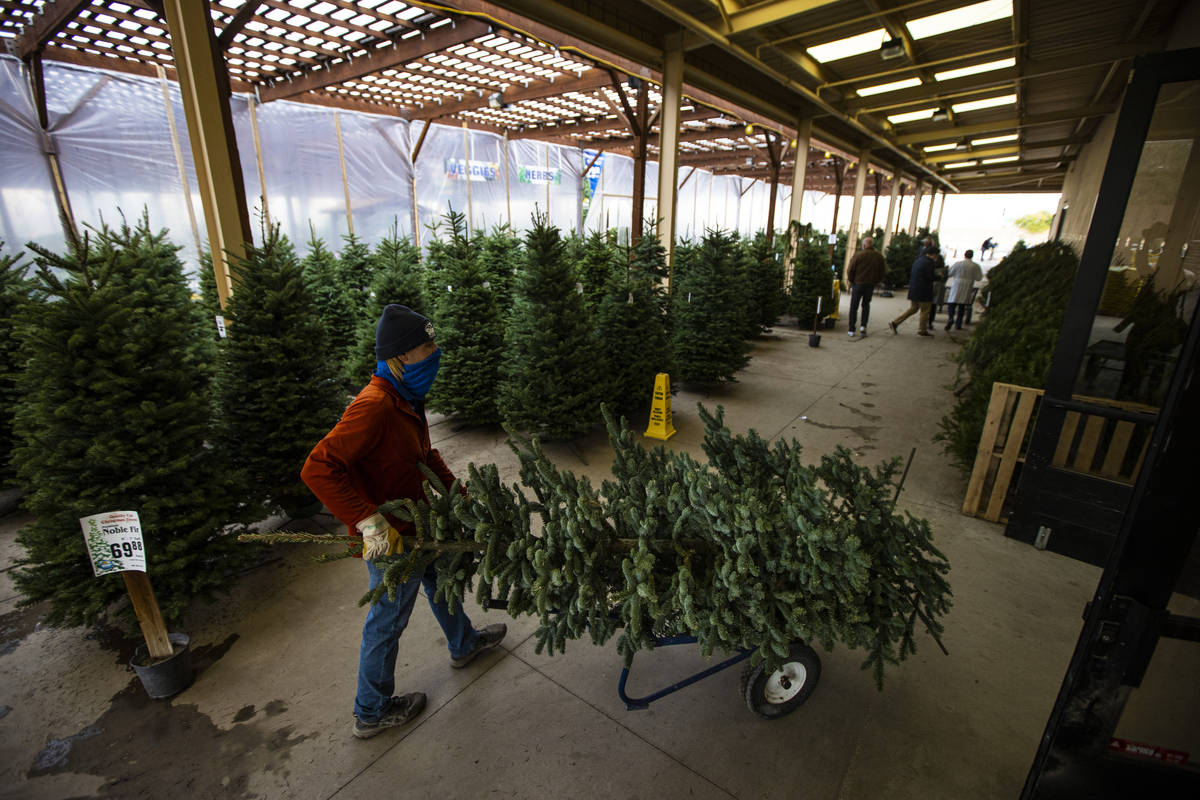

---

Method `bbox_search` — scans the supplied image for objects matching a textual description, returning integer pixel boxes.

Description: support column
[630,79,650,245]
[162,0,252,308]
[657,33,683,287]
[784,118,813,288]
[936,190,948,233]
[907,179,923,235]
[786,118,812,229]
[843,148,870,274]
[869,172,881,232]
[764,133,783,246]
[882,171,901,250]
[925,187,937,230]
[830,157,845,235]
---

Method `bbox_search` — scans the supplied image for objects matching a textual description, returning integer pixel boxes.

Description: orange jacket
[301,376,457,539]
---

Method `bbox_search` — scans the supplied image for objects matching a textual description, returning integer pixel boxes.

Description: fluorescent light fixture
[952,93,1017,113]
[808,28,887,63]
[945,160,978,169]
[924,143,958,152]
[971,133,1019,145]
[908,0,1012,40]
[934,57,1015,82]
[888,108,937,124]
[856,77,922,96]
[982,155,1020,163]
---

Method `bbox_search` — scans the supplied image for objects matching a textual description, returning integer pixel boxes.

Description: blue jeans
[354,559,477,721]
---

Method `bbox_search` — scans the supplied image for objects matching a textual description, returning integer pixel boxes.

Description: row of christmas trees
[0,212,839,628]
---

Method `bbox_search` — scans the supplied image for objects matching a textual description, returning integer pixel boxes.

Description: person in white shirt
[943,250,984,331]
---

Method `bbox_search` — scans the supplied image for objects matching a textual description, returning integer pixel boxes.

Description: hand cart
[617,632,822,719]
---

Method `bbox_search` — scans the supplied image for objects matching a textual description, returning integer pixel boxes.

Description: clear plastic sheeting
[412,122,475,245]
[253,100,347,255]
[229,95,264,237]
[0,57,813,268]
[336,111,413,245]
[506,137,576,233]
[42,62,203,270]
[0,57,63,259]
[467,129,508,234]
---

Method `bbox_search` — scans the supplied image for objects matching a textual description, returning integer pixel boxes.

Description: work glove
[356,512,402,560]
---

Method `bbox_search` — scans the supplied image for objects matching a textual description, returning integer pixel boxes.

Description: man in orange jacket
[302,304,506,739]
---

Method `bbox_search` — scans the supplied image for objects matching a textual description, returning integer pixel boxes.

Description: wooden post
[122,572,174,660]
[630,79,649,245]
[335,111,354,235]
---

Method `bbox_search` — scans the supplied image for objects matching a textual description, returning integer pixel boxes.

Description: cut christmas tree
[254,404,952,688]
[426,211,505,426]
[593,231,672,421]
[787,222,835,329]
[672,229,751,383]
[302,227,356,383]
[498,215,603,440]
[1,242,35,486]
[12,218,261,627]
[215,223,346,516]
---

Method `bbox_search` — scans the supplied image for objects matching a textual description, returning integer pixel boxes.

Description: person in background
[944,249,984,331]
[981,237,996,260]
[302,304,507,740]
[844,235,887,338]
[889,245,937,337]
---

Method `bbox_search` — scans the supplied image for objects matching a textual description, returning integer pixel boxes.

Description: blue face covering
[400,346,441,396]
[376,346,438,394]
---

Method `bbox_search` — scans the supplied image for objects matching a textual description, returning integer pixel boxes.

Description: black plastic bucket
[808,333,821,347]
[130,632,193,699]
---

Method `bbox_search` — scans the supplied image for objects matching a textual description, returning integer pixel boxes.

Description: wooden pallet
[961,382,1158,522]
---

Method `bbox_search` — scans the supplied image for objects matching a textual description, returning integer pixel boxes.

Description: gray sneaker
[353,692,426,739]
[450,623,507,668]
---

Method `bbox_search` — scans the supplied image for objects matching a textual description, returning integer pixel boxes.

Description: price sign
[80,510,146,576]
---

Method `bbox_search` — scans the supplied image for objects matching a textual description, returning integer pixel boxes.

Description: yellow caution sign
[643,373,677,440]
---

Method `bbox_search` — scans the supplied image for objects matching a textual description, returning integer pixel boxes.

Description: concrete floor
[1,293,1115,799]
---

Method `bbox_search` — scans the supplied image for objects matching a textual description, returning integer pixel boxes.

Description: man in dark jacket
[889,246,938,336]
[844,236,887,337]
[302,304,506,740]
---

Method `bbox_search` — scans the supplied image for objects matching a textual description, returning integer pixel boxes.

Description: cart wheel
[739,642,821,719]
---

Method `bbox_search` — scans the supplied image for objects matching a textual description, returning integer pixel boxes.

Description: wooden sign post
[81,510,174,660]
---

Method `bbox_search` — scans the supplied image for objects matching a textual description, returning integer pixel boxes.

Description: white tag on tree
[215,315,227,338]
[483,280,491,289]
[576,282,584,294]
[627,292,634,305]
[446,284,453,292]
[80,510,146,576]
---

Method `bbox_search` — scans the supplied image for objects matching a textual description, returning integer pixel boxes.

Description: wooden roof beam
[14,0,90,59]
[411,67,612,121]
[259,18,493,102]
